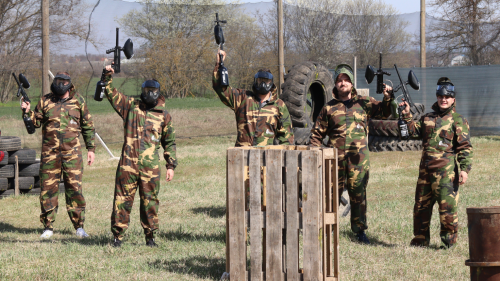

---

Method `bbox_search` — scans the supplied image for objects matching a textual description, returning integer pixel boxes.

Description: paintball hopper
[122,39,134,60]
[407,70,420,90]
[214,13,226,46]
[365,65,376,84]
[18,74,31,89]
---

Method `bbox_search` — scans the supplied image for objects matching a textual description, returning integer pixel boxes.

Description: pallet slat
[249,150,263,281]
[285,151,300,281]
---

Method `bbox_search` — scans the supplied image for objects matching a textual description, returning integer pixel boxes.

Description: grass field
[0,98,499,280]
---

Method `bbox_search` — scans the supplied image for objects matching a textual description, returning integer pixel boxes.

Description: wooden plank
[227,148,246,281]
[249,150,263,281]
[322,148,333,280]
[285,150,300,281]
[332,149,340,278]
[302,150,321,281]
[265,149,283,281]
[14,155,19,196]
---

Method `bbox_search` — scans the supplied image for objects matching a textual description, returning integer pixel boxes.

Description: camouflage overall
[104,76,177,241]
[310,88,392,233]
[212,66,294,146]
[29,90,95,230]
[404,102,473,248]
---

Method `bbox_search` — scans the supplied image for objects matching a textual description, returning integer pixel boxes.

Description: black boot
[356,230,370,244]
[146,238,158,247]
[113,238,122,248]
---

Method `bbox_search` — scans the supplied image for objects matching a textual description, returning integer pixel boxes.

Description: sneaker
[75,228,89,238]
[113,238,122,248]
[40,228,54,239]
[146,238,158,247]
[356,230,370,244]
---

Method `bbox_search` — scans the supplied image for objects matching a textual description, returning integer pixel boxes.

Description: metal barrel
[466,207,500,280]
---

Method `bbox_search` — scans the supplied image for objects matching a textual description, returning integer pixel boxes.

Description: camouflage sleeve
[103,75,133,119]
[404,112,423,139]
[454,116,473,173]
[212,65,246,112]
[28,97,45,128]
[276,101,294,145]
[309,106,328,147]
[161,112,177,170]
[368,96,392,119]
[78,95,96,152]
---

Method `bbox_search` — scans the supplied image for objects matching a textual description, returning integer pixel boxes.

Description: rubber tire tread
[8,177,35,190]
[368,136,423,152]
[8,149,37,164]
[281,61,334,130]
[18,162,40,177]
[0,151,8,165]
[368,119,400,137]
[0,178,7,191]
[0,136,21,151]
[0,164,14,178]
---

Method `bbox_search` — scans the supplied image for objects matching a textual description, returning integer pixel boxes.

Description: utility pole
[277,0,284,97]
[42,0,50,95]
[420,0,426,67]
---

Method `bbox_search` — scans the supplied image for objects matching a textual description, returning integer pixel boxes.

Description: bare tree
[343,0,411,67]
[427,0,500,65]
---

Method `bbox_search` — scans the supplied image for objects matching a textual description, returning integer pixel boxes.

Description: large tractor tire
[368,136,423,152]
[281,61,334,145]
[368,104,425,138]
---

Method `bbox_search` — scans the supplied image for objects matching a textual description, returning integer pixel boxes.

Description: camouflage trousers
[411,164,460,248]
[337,154,369,233]
[39,148,85,230]
[111,163,161,241]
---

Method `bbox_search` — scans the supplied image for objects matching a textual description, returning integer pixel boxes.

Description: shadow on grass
[191,206,226,218]
[340,229,397,248]
[157,226,225,243]
[149,255,225,280]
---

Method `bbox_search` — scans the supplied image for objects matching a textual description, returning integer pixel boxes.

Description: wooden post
[277,0,284,97]
[420,0,426,68]
[42,0,50,96]
[14,155,19,196]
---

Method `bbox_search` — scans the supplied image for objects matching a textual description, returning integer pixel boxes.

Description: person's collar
[432,101,456,116]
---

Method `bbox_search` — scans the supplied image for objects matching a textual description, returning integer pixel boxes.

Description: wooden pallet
[226,145,339,281]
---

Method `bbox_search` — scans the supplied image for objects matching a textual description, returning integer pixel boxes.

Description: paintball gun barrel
[214,13,229,87]
[12,73,35,134]
[95,28,134,101]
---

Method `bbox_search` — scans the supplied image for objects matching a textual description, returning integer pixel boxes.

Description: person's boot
[146,238,158,247]
[75,228,89,238]
[356,230,370,244]
[40,228,54,239]
[113,238,122,248]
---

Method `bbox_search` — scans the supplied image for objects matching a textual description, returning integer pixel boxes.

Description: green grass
[0,77,224,117]
[0,104,498,280]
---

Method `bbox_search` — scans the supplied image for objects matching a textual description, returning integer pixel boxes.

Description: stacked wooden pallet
[0,136,64,198]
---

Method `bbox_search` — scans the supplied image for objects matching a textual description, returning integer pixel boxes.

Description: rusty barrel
[466,207,500,281]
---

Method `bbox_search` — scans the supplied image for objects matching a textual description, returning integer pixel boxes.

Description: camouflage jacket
[28,90,95,153]
[212,65,294,147]
[310,88,392,161]
[403,102,473,173]
[104,76,177,170]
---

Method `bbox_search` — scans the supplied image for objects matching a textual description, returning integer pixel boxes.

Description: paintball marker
[94,28,134,101]
[392,64,420,140]
[12,73,35,134]
[214,13,229,87]
[365,53,398,118]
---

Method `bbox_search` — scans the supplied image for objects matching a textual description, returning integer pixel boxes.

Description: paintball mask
[253,71,273,96]
[436,77,455,98]
[51,73,72,96]
[141,80,161,106]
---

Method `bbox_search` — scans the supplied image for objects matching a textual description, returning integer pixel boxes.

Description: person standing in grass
[309,64,394,244]
[399,77,473,249]
[101,65,177,248]
[212,49,294,146]
[20,72,95,239]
